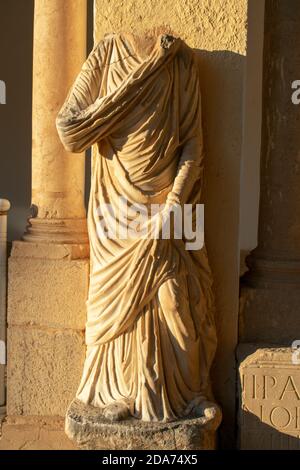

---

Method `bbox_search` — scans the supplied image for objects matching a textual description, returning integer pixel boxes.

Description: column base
[65,399,222,450]
[23,217,89,245]
[239,252,300,343]
[237,344,300,450]
[239,283,300,343]
[243,252,300,287]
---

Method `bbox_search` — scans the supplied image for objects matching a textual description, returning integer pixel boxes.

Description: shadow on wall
[0,1,34,242]
[195,49,245,449]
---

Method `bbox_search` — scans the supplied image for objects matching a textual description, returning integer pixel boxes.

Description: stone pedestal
[0,242,89,450]
[65,400,222,450]
[6,243,88,418]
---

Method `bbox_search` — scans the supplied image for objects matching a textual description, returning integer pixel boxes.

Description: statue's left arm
[167,135,203,206]
[167,47,204,207]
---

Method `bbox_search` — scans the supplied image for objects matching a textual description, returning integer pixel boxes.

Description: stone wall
[0,243,88,450]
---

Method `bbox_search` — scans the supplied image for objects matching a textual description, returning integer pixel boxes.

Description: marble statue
[57,32,217,425]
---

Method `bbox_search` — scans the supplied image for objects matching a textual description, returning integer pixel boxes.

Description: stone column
[238,0,300,449]
[23,0,88,246]
[240,0,300,342]
[0,0,89,450]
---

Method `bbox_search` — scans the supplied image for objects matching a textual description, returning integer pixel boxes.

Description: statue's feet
[102,400,132,422]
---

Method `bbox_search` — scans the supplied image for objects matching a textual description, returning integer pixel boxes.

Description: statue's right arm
[56,41,106,153]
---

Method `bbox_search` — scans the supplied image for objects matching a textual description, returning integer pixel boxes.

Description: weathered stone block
[8,256,89,330]
[238,345,300,449]
[11,240,89,260]
[7,326,85,416]
[65,399,222,450]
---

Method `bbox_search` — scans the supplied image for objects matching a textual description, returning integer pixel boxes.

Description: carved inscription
[240,349,300,439]
[242,373,300,433]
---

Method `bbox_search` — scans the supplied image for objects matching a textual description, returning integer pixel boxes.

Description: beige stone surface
[7,326,85,417]
[0,416,77,450]
[8,255,89,330]
[94,0,247,53]
[238,345,300,450]
[12,240,89,260]
[65,399,221,450]
[94,0,248,447]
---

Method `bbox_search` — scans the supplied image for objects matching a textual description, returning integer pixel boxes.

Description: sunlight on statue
[57,32,219,424]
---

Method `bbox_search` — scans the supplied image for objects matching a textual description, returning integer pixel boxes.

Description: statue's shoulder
[93,34,115,52]
[87,34,119,66]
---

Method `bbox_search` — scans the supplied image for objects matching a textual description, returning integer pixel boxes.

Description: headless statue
[57,32,217,423]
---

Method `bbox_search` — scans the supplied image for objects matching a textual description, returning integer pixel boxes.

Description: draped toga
[56,33,217,422]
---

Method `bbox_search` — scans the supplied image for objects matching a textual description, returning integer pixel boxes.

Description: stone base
[0,416,77,450]
[7,242,88,416]
[65,399,222,450]
[238,344,300,449]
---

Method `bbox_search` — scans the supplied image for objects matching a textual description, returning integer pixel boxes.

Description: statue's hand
[150,194,182,242]
[166,191,181,207]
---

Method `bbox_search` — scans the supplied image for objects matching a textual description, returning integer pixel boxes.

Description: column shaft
[23,0,88,244]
